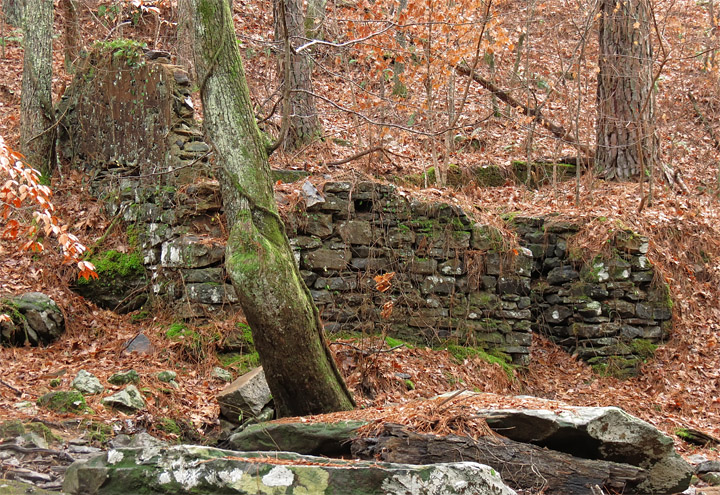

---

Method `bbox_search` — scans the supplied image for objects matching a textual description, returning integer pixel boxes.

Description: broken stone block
[217,367,272,423]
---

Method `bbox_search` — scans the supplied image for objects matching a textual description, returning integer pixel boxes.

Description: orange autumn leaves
[0,134,97,281]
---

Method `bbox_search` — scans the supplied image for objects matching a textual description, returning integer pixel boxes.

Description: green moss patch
[443,344,515,380]
[37,390,88,413]
[511,160,576,188]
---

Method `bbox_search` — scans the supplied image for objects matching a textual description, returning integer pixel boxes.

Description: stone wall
[282,183,672,371]
[59,49,672,374]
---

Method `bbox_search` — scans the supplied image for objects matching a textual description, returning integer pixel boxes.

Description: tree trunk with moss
[186,0,354,417]
[20,0,53,173]
[596,0,657,180]
[274,0,322,150]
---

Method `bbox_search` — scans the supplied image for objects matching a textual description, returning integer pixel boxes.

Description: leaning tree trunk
[20,0,53,173]
[596,0,657,180]
[274,0,322,150]
[186,0,354,417]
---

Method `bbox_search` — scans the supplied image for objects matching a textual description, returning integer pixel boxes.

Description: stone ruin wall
[58,50,672,374]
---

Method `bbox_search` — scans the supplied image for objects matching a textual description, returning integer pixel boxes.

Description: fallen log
[351,423,646,495]
[455,63,593,160]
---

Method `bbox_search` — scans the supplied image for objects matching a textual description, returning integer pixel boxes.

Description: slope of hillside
[0,0,719,465]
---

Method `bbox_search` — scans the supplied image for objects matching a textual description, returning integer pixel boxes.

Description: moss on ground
[37,390,88,413]
[443,344,515,380]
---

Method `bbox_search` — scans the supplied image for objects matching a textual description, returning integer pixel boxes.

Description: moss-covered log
[186,0,354,416]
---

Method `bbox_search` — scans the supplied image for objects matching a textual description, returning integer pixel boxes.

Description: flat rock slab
[63,445,516,495]
[478,405,692,494]
[226,420,367,456]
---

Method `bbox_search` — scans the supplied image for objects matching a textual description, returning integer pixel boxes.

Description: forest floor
[1,0,720,467]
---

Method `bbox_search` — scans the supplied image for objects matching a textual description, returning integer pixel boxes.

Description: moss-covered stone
[511,160,576,188]
[37,390,87,413]
[0,420,26,439]
[471,164,506,187]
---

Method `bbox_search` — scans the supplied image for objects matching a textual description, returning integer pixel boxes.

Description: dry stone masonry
[56,48,672,375]
[283,183,671,373]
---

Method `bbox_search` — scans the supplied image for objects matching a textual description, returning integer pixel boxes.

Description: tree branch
[454,64,592,159]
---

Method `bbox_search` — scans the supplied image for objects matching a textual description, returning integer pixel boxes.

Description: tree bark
[186,0,354,417]
[20,0,53,173]
[596,0,657,180]
[60,0,80,73]
[2,0,24,26]
[352,424,647,495]
[274,0,322,150]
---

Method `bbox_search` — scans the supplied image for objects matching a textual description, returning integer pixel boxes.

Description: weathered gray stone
[421,275,456,295]
[479,405,692,494]
[63,445,516,495]
[300,180,325,208]
[571,322,620,338]
[108,370,140,386]
[303,212,333,237]
[609,299,636,318]
[2,292,65,346]
[607,258,632,280]
[227,421,366,456]
[301,249,348,272]
[577,301,602,318]
[514,248,534,276]
[547,266,580,285]
[497,277,530,296]
[181,267,224,284]
[160,235,225,268]
[122,333,153,355]
[338,220,373,244]
[72,370,104,395]
[211,367,233,382]
[408,257,437,275]
[439,259,465,276]
[315,277,357,291]
[217,367,272,422]
[102,385,145,412]
[186,283,238,304]
[292,236,323,250]
[157,371,177,383]
[386,226,416,247]
[543,305,573,323]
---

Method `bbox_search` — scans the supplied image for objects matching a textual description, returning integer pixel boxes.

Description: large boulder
[63,445,516,495]
[0,292,64,346]
[479,405,692,494]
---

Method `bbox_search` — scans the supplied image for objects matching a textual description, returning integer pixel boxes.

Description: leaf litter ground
[1,0,720,471]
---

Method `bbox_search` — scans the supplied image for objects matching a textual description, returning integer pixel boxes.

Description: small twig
[689,91,720,151]
[103,20,131,41]
[434,388,468,410]
[0,379,22,396]
[84,204,127,259]
[126,150,213,179]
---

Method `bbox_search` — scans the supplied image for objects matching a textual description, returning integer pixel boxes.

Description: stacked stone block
[287,181,535,364]
[512,217,671,374]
